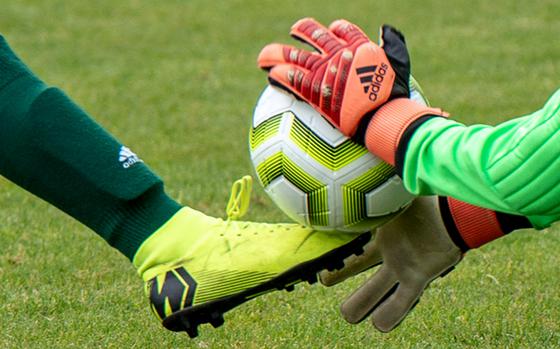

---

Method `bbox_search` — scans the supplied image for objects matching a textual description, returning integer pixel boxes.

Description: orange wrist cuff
[364,98,448,166]
[446,198,505,250]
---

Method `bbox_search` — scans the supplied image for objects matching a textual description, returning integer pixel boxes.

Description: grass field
[1,0,560,347]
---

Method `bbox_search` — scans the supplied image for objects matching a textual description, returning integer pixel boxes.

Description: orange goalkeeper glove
[258,18,447,165]
[258,19,436,138]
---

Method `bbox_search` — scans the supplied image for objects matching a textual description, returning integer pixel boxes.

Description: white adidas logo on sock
[119,146,143,168]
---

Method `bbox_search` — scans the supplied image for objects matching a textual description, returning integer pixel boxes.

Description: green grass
[1,0,560,347]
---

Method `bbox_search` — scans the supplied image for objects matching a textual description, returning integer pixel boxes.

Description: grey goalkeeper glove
[320,196,532,332]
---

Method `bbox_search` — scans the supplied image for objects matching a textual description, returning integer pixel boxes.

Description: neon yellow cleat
[133,177,370,337]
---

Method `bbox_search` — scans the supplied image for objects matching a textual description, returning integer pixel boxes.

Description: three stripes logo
[119,146,143,169]
[355,62,389,102]
[356,65,378,93]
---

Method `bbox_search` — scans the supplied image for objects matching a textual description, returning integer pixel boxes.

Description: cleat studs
[354,246,365,256]
[210,313,225,328]
[328,260,345,271]
[180,317,199,338]
[185,328,198,338]
[306,274,318,285]
[185,325,199,339]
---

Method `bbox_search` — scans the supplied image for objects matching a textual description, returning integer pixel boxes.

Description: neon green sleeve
[402,89,560,229]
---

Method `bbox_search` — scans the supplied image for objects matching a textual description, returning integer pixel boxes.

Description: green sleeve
[402,89,560,229]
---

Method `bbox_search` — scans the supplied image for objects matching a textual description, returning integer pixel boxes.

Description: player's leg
[0,35,369,337]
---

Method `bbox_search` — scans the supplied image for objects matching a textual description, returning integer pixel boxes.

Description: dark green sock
[0,35,181,260]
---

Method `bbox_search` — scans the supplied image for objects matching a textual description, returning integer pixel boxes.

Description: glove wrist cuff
[438,197,532,252]
[446,198,505,251]
[364,98,448,166]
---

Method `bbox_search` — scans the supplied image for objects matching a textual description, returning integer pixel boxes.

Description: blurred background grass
[0,0,559,347]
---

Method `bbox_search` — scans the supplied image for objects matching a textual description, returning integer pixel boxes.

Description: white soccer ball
[249,78,428,232]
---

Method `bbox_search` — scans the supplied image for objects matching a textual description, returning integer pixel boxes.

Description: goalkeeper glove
[258,18,446,165]
[320,196,532,332]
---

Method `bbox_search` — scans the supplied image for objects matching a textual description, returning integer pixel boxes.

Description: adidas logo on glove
[356,63,388,102]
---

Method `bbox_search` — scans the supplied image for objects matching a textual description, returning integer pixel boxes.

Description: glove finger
[319,237,382,286]
[257,43,321,70]
[379,25,410,96]
[340,266,397,324]
[328,19,369,45]
[267,64,309,98]
[370,281,425,332]
[290,17,344,54]
[379,24,406,48]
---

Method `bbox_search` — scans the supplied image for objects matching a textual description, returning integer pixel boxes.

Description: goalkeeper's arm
[374,89,560,229]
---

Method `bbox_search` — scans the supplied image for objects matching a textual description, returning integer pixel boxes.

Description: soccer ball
[249,78,428,232]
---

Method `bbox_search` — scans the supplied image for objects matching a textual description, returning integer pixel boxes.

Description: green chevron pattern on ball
[255,151,329,226]
[255,152,284,188]
[249,113,283,150]
[342,163,395,226]
[289,115,368,171]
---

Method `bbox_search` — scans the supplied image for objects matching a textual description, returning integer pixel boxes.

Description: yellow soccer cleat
[133,176,370,338]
